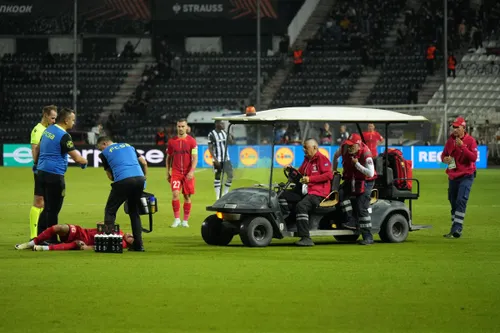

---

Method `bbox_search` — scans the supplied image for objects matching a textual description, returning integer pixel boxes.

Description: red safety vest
[448,56,456,70]
[427,46,436,60]
[156,132,166,145]
[341,143,377,181]
[293,50,303,64]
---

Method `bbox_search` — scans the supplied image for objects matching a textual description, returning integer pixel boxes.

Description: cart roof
[213,107,428,123]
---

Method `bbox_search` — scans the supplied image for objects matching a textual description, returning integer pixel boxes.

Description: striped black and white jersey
[208,129,230,162]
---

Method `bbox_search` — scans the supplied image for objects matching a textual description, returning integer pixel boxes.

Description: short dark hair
[97,136,112,145]
[177,118,187,124]
[56,107,75,123]
[42,105,57,116]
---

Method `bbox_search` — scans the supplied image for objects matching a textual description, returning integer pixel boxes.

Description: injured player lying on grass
[15,223,134,251]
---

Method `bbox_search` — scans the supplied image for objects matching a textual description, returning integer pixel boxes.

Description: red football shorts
[170,173,195,195]
[62,224,96,245]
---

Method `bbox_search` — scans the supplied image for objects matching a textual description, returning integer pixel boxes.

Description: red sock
[34,226,57,245]
[172,200,180,219]
[183,202,192,221]
[49,241,80,251]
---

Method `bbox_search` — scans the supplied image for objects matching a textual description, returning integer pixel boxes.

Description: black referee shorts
[33,173,43,196]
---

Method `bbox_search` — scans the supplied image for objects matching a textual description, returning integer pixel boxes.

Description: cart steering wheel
[283,166,302,183]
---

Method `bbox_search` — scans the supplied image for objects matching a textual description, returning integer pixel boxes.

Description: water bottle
[102,235,108,252]
[150,195,156,213]
[140,197,149,214]
[94,234,100,252]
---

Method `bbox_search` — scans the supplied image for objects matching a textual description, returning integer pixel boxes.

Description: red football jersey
[166,135,198,175]
[362,131,383,155]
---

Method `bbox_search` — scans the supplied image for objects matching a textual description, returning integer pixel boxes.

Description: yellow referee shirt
[30,123,47,145]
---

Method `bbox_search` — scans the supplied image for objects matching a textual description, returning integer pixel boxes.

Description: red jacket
[298,151,333,198]
[341,142,377,181]
[442,133,477,180]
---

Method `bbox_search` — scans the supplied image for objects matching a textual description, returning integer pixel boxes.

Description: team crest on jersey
[312,164,317,172]
[67,141,74,149]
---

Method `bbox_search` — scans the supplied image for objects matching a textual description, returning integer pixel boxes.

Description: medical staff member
[333,133,377,245]
[97,136,148,251]
[442,117,477,239]
[35,108,88,241]
[293,138,333,247]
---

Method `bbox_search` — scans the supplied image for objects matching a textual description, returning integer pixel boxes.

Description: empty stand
[368,47,428,105]
[271,0,404,108]
[112,51,282,143]
[0,53,135,143]
[425,37,500,143]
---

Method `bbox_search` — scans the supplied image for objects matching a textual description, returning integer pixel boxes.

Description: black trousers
[279,189,303,218]
[37,171,65,242]
[104,176,145,248]
[295,194,323,238]
[339,181,374,234]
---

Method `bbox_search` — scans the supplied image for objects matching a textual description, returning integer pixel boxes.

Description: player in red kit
[15,223,134,251]
[362,123,384,156]
[166,119,198,228]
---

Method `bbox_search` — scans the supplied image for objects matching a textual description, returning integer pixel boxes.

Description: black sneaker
[452,231,462,238]
[128,246,145,252]
[358,233,374,245]
[295,237,315,247]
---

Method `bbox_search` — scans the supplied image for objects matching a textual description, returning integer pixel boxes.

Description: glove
[80,163,87,169]
[32,164,38,174]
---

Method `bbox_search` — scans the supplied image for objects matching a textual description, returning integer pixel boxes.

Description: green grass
[0,167,499,333]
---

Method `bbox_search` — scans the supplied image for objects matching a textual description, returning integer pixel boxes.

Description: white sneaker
[181,221,189,228]
[170,220,181,228]
[32,245,46,251]
[15,241,34,250]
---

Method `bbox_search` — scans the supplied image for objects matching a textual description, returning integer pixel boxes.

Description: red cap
[452,116,466,127]
[345,133,362,145]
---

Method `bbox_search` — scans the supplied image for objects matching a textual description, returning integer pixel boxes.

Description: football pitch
[0,167,499,333]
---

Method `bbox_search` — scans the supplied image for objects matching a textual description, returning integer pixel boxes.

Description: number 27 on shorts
[172,180,181,190]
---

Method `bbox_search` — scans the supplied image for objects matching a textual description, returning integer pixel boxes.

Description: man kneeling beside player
[15,223,134,251]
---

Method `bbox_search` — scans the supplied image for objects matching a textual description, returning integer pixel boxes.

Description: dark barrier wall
[152,0,304,36]
[0,0,151,35]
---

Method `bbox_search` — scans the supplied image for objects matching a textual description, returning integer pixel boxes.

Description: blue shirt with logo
[38,125,75,175]
[100,143,144,182]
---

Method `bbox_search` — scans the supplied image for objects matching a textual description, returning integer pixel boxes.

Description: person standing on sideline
[29,105,57,240]
[208,120,234,199]
[34,108,88,242]
[97,137,148,251]
[336,125,349,144]
[362,123,384,156]
[166,119,198,228]
[442,117,477,239]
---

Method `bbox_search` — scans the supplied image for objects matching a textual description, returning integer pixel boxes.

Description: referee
[208,120,234,199]
[97,136,148,251]
[29,105,57,240]
[35,108,88,241]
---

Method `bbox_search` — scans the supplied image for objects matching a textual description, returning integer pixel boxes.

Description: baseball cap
[345,133,362,145]
[452,116,466,127]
